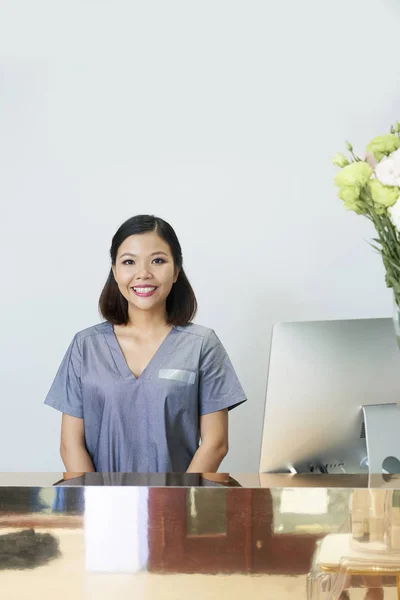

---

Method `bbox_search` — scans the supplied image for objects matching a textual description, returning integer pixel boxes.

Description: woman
[44,215,247,473]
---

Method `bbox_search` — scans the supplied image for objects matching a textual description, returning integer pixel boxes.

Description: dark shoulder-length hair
[99,214,197,326]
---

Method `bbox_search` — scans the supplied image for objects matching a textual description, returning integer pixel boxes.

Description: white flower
[388,198,400,231]
[375,148,400,186]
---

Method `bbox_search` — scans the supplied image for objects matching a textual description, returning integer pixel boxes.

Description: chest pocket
[158,369,196,385]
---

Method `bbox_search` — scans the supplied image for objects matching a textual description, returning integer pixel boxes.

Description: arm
[186,409,228,473]
[60,414,95,472]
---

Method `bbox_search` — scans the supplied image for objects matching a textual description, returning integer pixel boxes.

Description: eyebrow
[119,251,169,258]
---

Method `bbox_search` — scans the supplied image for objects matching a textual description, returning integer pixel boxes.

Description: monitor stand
[362,403,400,478]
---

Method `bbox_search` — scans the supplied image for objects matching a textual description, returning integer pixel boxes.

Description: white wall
[0,0,399,472]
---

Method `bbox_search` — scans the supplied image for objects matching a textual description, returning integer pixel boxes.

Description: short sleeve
[44,334,84,419]
[198,329,247,416]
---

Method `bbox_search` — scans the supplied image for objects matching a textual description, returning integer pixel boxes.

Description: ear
[173,268,180,284]
[111,265,116,280]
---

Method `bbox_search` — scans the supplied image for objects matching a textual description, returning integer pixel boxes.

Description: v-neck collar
[104,321,176,381]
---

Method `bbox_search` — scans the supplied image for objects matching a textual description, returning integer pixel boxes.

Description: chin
[131,298,165,310]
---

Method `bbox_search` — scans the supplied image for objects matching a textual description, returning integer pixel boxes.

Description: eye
[122,259,135,265]
[152,257,166,264]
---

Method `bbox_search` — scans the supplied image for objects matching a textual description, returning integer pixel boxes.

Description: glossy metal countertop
[1,475,400,598]
[2,471,400,487]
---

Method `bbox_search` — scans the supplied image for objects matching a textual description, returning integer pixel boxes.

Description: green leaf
[382,256,400,274]
[387,274,399,288]
[369,243,383,254]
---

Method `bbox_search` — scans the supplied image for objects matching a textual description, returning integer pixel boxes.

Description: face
[112,231,179,316]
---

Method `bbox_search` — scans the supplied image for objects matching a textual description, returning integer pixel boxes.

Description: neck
[126,305,170,335]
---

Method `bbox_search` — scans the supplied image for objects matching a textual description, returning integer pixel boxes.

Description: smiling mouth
[131,286,158,296]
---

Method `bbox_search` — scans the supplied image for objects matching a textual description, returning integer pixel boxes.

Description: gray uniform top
[44,321,247,472]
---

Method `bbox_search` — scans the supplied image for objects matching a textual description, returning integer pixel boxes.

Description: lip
[131,285,158,298]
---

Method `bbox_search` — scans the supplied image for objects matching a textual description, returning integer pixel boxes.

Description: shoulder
[174,322,216,342]
[74,321,111,343]
[174,323,224,354]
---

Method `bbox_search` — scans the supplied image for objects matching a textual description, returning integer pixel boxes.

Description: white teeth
[133,287,156,293]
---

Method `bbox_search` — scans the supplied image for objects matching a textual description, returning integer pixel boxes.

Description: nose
[134,263,153,280]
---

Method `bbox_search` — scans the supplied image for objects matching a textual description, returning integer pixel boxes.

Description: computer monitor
[259,318,400,475]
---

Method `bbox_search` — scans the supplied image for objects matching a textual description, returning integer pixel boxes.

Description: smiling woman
[44,215,247,474]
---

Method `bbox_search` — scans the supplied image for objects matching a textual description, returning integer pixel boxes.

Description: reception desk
[1,473,400,599]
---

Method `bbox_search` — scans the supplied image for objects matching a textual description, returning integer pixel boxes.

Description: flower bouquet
[333,124,400,342]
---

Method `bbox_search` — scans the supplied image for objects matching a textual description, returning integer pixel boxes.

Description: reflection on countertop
[4,471,400,488]
[1,482,400,598]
